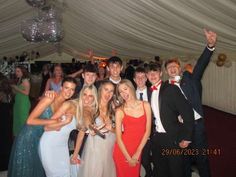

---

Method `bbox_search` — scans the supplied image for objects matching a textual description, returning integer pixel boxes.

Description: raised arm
[67,68,83,78]
[132,101,151,161]
[26,96,57,125]
[192,29,217,80]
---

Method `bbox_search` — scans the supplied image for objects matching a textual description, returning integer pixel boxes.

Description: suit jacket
[159,82,194,142]
[181,47,213,117]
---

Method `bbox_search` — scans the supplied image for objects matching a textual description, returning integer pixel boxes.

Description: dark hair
[133,67,146,78]
[83,63,98,74]
[0,72,13,101]
[145,63,162,73]
[15,65,30,85]
[107,56,123,66]
[164,58,180,68]
[62,77,77,86]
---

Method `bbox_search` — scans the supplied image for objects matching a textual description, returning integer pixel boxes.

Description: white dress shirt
[151,81,166,133]
[136,87,148,101]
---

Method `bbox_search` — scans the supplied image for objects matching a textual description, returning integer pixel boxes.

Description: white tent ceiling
[1,0,236,61]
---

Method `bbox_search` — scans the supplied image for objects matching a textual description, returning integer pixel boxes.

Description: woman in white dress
[72,80,117,177]
[39,85,98,177]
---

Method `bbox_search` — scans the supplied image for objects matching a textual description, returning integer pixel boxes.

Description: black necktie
[139,92,143,101]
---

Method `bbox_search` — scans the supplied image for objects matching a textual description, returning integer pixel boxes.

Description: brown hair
[164,58,180,68]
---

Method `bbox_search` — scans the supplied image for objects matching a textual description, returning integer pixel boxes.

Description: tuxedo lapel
[159,82,168,113]
[147,87,152,102]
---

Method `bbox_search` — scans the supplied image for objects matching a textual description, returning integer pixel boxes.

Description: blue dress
[8,107,53,177]
[39,116,77,177]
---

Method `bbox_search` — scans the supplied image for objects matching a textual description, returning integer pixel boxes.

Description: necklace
[125,101,139,109]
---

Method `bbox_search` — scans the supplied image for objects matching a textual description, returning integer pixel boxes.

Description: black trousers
[184,119,211,177]
[151,133,185,177]
[141,139,153,177]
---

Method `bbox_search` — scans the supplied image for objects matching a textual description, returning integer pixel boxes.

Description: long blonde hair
[75,85,99,129]
[116,79,137,108]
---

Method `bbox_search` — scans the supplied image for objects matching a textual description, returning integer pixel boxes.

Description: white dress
[39,116,77,177]
[78,117,116,177]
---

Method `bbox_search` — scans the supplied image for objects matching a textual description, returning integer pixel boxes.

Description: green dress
[13,80,31,136]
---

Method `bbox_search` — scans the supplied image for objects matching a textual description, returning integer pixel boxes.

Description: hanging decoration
[26,0,46,8]
[215,53,232,68]
[224,59,232,68]
[39,5,61,21]
[21,1,64,43]
[39,18,64,42]
[216,53,226,67]
[21,18,42,42]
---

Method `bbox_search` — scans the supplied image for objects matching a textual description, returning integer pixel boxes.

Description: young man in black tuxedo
[133,67,153,177]
[146,63,194,177]
[164,29,217,177]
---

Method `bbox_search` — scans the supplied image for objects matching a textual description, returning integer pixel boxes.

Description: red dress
[113,103,147,177]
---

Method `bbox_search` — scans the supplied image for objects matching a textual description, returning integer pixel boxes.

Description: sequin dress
[8,107,53,177]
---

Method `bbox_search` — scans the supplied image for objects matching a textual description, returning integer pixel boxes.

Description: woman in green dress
[11,66,31,136]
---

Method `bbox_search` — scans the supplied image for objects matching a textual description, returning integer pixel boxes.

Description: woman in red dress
[113,79,151,177]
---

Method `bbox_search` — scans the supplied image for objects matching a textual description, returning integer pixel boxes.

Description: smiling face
[165,62,181,79]
[100,82,114,104]
[146,70,162,85]
[53,65,63,77]
[82,72,97,85]
[134,72,147,89]
[82,88,95,106]
[118,82,135,102]
[60,81,76,99]
[107,63,123,80]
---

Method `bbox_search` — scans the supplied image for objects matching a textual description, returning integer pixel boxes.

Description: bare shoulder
[39,96,54,104]
[63,100,76,109]
[143,101,151,111]
[143,101,150,107]
[115,108,124,117]
[68,99,78,108]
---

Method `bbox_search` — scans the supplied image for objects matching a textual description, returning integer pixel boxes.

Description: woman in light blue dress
[45,64,63,93]
[40,85,99,177]
[8,77,77,177]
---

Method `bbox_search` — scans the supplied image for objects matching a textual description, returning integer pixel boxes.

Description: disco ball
[39,18,64,42]
[26,0,46,8]
[21,18,42,42]
[39,5,62,21]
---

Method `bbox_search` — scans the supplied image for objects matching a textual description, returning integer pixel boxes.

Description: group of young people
[7,29,217,177]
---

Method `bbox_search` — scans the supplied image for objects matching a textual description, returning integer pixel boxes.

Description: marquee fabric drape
[0,0,236,115]
[1,0,236,59]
